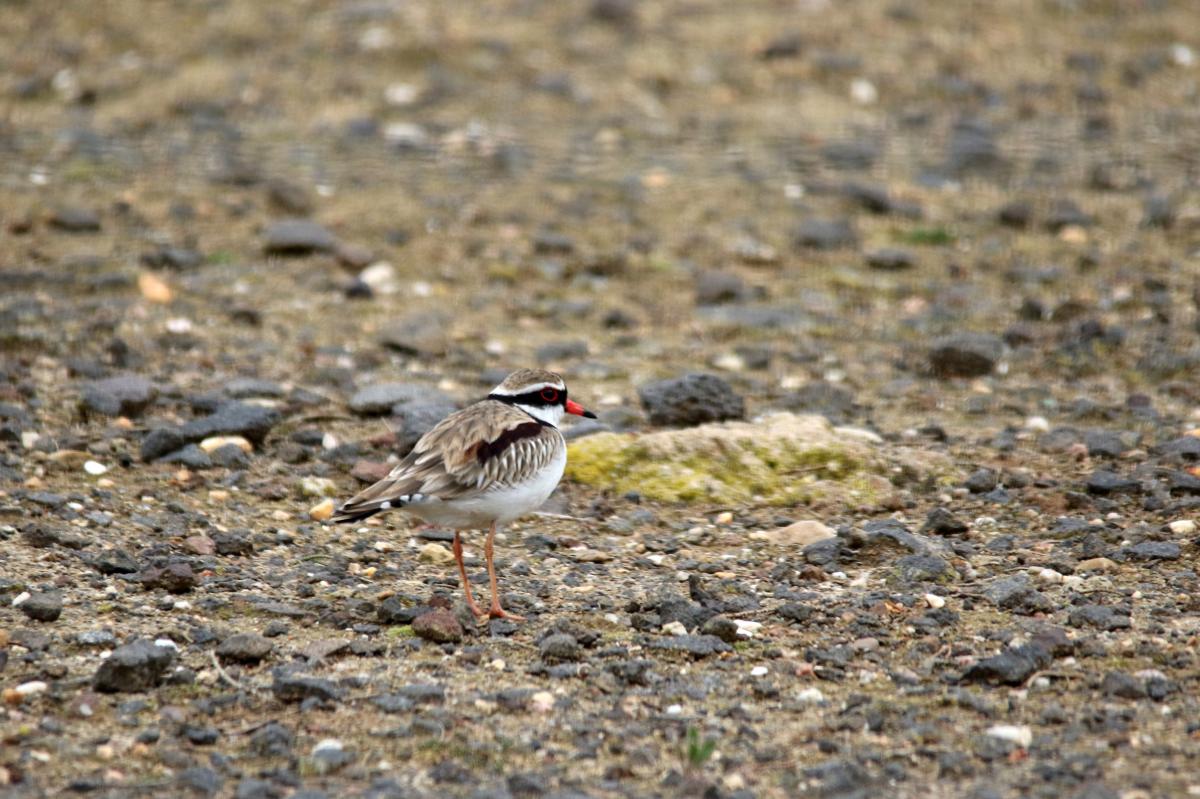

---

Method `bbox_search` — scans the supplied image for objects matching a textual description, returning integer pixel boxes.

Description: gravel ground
[3,1,1200,797]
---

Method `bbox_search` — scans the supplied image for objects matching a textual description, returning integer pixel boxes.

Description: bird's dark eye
[540,388,559,402]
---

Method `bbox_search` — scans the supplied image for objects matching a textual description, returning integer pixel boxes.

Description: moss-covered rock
[565,412,955,506]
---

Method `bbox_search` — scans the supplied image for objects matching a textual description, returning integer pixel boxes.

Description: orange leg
[485,522,525,621]
[453,531,485,618]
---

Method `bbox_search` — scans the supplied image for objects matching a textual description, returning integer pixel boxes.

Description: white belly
[406,447,567,529]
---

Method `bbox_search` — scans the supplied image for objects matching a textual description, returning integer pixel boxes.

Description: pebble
[216,633,273,664]
[93,639,177,693]
[83,460,108,475]
[796,687,825,705]
[19,591,63,622]
[929,334,1004,378]
[985,724,1032,748]
[1168,519,1196,535]
[309,499,335,522]
[750,520,836,547]
[418,543,455,565]
[411,608,463,644]
[262,218,338,256]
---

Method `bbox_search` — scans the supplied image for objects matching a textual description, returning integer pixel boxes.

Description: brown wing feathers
[331,405,555,524]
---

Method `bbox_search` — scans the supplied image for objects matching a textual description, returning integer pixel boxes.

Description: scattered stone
[140,562,199,593]
[923,507,968,535]
[411,608,463,644]
[19,591,62,622]
[964,468,998,494]
[638,373,745,427]
[1122,541,1180,561]
[80,375,157,417]
[648,634,733,658]
[49,206,101,232]
[216,633,273,664]
[750,520,836,547]
[1086,470,1139,495]
[271,674,343,704]
[865,248,915,271]
[929,334,1004,378]
[94,639,177,692]
[794,217,858,250]
[348,382,426,415]
[92,549,139,575]
[539,633,582,662]
[418,543,455,565]
[982,574,1054,614]
[262,219,338,256]
[1068,604,1131,631]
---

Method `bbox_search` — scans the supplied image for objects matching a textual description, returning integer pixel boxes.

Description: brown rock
[351,460,392,484]
[411,608,463,644]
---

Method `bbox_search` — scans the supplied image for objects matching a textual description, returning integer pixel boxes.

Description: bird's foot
[464,598,487,619]
[487,604,525,622]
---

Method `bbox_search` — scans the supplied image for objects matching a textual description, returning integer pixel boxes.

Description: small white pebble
[850,77,878,104]
[661,621,688,636]
[312,738,344,755]
[1171,43,1195,67]
[21,431,40,449]
[666,704,683,715]
[734,620,762,638]
[16,681,48,697]
[986,724,1032,748]
[1062,575,1084,590]
[796,687,825,705]
[1035,568,1064,585]
[488,658,506,671]
[172,600,192,611]
[646,554,665,566]
[322,433,339,450]
[1168,519,1196,535]
[83,460,108,476]
[603,613,620,625]
[750,666,768,677]
[530,690,555,713]
[165,317,192,334]
[1025,416,1050,432]
[153,638,179,650]
[924,593,946,609]
[12,591,30,607]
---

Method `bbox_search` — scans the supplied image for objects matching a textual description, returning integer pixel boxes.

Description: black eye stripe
[489,388,567,407]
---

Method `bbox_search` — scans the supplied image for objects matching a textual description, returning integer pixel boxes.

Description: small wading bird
[331,369,596,621]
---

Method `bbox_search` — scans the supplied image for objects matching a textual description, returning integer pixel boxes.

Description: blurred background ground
[2,1,1200,798]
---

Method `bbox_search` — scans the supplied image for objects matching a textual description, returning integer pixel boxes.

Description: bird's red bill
[565,400,597,418]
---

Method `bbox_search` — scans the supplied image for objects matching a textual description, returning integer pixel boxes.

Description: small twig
[209,650,257,695]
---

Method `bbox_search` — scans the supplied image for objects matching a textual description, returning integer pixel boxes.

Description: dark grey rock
[695,270,746,304]
[217,633,273,664]
[141,246,204,271]
[964,468,998,494]
[369,693,415,714]
[638,373,745,427]
[377,312,450,356]
[80,375,157,417]
[929,334,1003,378]
[376,596,424,625]
[210,443,251,469]
[894,554,951,583]
[349,382,426,415]
[944,118,1007,178]
[1101,671,1146,699]
[177,766,223,797]
[539,633,582,662]
[49,206,101,232]
[1068,604,1131,631]
[699,615,741,643]
[794,218,858,250]
[180,402,281,446]
[140,427,188,462]
[249,722,295,757]
[92,548,139,575]
[997,200,1033,228]
[262,219,338,256]
[865,248,915,271]
[20,591,62,622]
[1045,199,1093,231]
[923,507,968,535]
[1141,193,1175,229]
[77,629,117,646]
[160,444,213,470]
[271,674,343,703]
[1122,541,1180,561]
[1086,470,1139,495]
[982,574,1054,614]
[1084,430,1129,458]
[648,634,733,658]
[94,639,177,692]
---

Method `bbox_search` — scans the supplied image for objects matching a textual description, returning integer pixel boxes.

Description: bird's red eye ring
[541,388,559,402]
